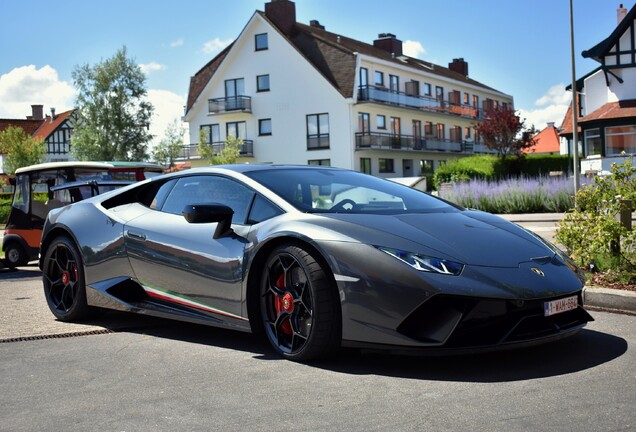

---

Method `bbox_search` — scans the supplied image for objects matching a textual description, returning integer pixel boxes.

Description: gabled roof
[186,8,507,115]
[186,43,234,113]
[33,109,75,140]
[524,124,560,154]
[582,4,636,62]
[0,119,43,136]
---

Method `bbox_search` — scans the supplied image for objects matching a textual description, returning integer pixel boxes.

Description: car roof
[185,164,347,174]
[15,161,114,174]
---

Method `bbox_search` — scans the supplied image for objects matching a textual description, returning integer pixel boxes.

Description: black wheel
[260,245,340,361]
[42,236,91,322]
[4,241,28,267]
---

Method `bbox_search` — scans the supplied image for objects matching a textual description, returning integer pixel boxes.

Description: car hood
[322,210,553,267]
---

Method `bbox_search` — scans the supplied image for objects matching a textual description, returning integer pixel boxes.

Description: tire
[4,242,28,267]
[42,236,92,322]
[260,245,341,361]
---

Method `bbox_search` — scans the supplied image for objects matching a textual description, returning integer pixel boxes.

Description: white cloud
[202,37,233,55]
[517,83,571,130]
[170,38,184,48]
[0,65,75,118]
[139,62,166,75]
[147,89,188,149]
[403,40,427,59]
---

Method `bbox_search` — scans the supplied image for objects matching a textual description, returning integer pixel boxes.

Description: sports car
[40,165,593,361]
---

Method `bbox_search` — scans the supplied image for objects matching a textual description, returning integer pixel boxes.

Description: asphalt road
[0,270,635,431]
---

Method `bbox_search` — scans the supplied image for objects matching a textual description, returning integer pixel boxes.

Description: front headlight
[377,247,464,276]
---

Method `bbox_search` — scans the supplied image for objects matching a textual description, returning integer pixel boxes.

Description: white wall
[186,15,353,169]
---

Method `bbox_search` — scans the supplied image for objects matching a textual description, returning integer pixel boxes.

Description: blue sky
[0,0,631,144]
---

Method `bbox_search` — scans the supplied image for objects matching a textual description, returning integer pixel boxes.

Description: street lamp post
[570,0,581,193]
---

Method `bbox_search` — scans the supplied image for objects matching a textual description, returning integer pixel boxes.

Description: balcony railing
[208,96,252,114]
[358,85,483,119]
[177,140,254,160]
[355,132,497,154]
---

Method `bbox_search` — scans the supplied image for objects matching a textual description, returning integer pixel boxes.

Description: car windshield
[245,168,459,214]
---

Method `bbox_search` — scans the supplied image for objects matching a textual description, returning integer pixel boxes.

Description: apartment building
[183,0,514,178]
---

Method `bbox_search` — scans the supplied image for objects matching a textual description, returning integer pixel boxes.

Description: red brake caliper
[274,273,293,335]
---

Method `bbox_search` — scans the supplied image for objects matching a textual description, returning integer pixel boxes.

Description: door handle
[125,230,146,241]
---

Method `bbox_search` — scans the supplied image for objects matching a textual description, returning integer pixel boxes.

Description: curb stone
[583,286,636,314]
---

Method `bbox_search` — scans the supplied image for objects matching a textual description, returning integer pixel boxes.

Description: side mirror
[182,204,234,239]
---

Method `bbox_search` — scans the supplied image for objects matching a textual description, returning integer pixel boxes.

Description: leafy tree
[153,119,185,168]
[475,107,536,160]
[71,46,153,161]
[198,130,241,165]
[0,126,46,174]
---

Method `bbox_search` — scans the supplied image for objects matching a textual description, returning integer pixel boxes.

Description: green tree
[475,107,536,160]
[71,46,153,161]
[153,119,185,168]
[198,130,241,165]
[0,126,46,174]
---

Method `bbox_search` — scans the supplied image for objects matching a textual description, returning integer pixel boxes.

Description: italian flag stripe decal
[143,286,248,321]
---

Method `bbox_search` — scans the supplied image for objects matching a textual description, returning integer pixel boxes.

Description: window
[308,159,331,166]
[584,128,602,156]
[375,71,384,86]
[436,123,445,140]
[390,117,401,136]
[161,175,255,224]
[435,86,444,101]
[425,121,434,136]
[225,78,244,98]
[463,92,470,105]
[389,75,399,92]
[465,127,471,139]
[420,159,434,174]
[377,114,386,129]
[359,67,368,87]
[247,195,282,224]
[360,158,371,174]
[259,119,272,136]
[450,126,462,142]
[358,112,370,133]
[256,74,270,92]
[307,113,329,149]
[449,90,461,105]
[472,94,479,108]
[423,83,432,96]
[227,121,247,140]
[405,80,419,96]
[255,33,268,51]
[379,158,394,173]
[606,125,636,155]
[200,124,220,144]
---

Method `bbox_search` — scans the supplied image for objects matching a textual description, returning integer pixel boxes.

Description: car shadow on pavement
[0,264,41,280]
[106,316,627,382]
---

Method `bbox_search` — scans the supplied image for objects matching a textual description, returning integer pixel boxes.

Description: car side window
[150,179,178,210]
[247,194,283,224]
[160,175,255,224]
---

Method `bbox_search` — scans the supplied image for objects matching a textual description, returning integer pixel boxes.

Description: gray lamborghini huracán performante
[40,165,593,361]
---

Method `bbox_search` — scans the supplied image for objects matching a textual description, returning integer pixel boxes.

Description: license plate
[544,295,578,316]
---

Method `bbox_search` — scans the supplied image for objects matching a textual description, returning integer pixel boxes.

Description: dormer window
[255,33,268,51]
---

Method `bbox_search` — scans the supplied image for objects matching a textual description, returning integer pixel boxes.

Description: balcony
[208,96,252,115]
[355,132,489,154]
[357,85,482,119]
[177,140,254,160]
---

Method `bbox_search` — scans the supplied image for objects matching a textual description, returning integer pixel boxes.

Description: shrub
[556,155,636,271]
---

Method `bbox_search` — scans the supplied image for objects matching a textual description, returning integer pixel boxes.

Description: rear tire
[42,236,92,322]
[259,245,341,361]
[4,242,28,268]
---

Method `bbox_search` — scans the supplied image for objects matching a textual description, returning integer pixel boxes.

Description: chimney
[449,58,469,77]
[618,4,628,23]
[50,107,56,122]
[265,0,296,36]
[373,33,402,57]
[309,19,325,30]
[31,104,44,121]
[547,122,555,128]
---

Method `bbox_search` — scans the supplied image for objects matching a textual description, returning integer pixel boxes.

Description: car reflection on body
[40,165,593,361]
